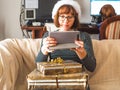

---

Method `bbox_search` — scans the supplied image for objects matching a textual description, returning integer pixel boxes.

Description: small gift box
[37,58,83,75]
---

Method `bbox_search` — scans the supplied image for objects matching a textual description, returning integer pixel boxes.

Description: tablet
[49,31,80,50]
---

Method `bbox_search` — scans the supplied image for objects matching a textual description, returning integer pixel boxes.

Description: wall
[1,0,92,39]
[0,20,4,40]
[0,0,5,40]
[78,0,92,23]
[1,0,23,40]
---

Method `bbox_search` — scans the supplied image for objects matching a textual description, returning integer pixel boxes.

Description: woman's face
[58,13,75,31]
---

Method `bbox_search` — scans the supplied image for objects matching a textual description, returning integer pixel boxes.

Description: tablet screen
[49,31,80,44]
[49,31,80,50]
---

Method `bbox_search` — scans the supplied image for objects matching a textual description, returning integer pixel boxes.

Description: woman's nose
[63,18,69,22]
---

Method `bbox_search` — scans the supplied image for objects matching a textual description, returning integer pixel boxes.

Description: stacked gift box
[27,58,89,90]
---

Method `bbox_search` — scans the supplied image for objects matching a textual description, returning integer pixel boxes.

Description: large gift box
[27,69,89,90]
[37,60,83,75]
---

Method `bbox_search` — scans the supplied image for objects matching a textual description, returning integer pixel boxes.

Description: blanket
[0,39,41,90]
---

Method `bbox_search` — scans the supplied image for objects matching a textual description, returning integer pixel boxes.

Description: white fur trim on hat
[52,0,81,20]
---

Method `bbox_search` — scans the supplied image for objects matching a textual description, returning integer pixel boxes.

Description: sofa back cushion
[89,39,120,90]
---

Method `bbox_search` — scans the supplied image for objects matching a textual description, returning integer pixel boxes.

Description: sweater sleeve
[80,32,96,72]
[35,32,49,62]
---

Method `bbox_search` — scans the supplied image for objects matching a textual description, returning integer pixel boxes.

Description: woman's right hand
[41,36,57,55]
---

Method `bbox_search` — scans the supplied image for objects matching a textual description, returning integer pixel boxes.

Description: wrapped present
[37,59,83,75]
[27,69,89,90]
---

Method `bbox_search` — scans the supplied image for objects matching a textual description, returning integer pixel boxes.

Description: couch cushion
[89,39,120,90]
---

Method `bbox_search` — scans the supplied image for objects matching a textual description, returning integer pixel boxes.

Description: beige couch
[0,38,120,90]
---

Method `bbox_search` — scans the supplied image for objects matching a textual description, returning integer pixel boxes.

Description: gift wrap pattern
[27,69,89,90]
[37,60,83,75]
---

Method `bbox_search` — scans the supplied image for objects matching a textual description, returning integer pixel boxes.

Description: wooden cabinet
[79,23,99,34]
[21,24,99,39]
[21,25,46,39]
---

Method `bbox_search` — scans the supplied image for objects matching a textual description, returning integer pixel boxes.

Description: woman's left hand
[72,40,87,60]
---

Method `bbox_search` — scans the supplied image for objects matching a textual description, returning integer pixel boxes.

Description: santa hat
[52,0,81,20]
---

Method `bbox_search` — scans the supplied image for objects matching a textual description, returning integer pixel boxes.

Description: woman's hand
[72,40,87,59]
[41,36,57,55]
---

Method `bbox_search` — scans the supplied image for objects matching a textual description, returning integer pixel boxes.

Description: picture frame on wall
[24,9,36,20]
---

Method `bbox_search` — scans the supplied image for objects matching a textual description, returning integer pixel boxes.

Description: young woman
[36,0,96,72]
